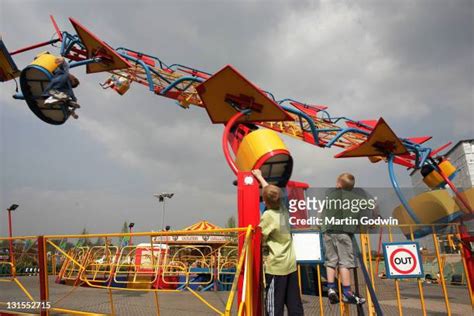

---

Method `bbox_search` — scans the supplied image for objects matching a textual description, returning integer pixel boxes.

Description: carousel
[56,220,238,291]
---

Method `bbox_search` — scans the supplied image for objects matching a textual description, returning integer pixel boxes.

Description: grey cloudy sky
[0,0,473,236]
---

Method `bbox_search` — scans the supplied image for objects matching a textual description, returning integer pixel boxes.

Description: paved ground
[304,280,473,316]
[0,276,472,315]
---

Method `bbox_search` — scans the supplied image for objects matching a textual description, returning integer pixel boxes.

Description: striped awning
[183,220,222,231]
[152,220,230,244]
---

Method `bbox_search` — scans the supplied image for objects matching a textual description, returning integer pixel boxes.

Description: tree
[78,228,92,247]
[95,237,104,246]
[225,216,236,228]
[121,222,129,233]
[120,222,130,247]
[0,240,9,248]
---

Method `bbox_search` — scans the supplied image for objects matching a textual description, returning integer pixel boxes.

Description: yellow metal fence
[1,223,473,315]
[295,223,473,316]
[0,226,257,316]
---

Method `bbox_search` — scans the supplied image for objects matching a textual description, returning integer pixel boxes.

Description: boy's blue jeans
[42,67,76,101]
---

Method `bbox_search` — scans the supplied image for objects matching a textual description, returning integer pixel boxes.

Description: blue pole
[280,105,320,143]
[325,128,370,148]
[118,53,156,92]
[69,58,101,69]
[388,154,421,224]
[160,77,204,96]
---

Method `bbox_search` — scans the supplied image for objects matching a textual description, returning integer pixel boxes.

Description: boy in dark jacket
[323,173,366,305]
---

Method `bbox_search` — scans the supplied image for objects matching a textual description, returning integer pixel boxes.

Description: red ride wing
[69,18,131,74]
[335,118,408,158]
[196,65,293,124]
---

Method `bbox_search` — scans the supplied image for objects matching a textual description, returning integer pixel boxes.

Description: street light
[6,204,19,264]
[129,222,135,245]
[153,193,174,231]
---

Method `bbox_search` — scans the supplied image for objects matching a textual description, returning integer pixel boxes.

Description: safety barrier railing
[60,246,90,282]
[218,246,239,288]
[80,246,119,284]
[164,245,214,287]
[295,222,473,316]
[0,226,257,315]
[3,223,471,315]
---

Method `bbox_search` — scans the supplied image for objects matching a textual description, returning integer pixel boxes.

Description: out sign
[383,242,423,279]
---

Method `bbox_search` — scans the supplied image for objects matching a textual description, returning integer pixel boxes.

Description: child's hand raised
[252,169,262,178]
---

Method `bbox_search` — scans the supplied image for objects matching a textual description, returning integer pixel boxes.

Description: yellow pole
[42,227,249,240]
[360,234,374,315]
[365,233,376,292]
[432,228,451,315]
[153,290,161,316]
[13,278,35,301]
[409,225,427,316]
[225,226,253,315]
[187,286,224,315]
[238,301,245,316]
[316,265,324,316]
[149,235,158,293]
[245,232,253,316]
[337,270,344,315]
[49,307,108,315]
[47,240,85,270]
[297,264,302,297]
[388,226,403,316]
[108,288,116,315]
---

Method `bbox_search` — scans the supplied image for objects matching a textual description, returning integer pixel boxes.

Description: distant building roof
[444,139,473,157]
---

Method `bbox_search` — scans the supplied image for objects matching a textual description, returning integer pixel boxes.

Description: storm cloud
[1,0,472,236]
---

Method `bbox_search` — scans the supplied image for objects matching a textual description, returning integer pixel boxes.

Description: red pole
[8,210,14,266]
[10,39,60,56]
[459,225,474,294]
[49,15,63,41]
[37,236,49,316]
[222,110,249,175]
[237,171,262,315]
[222,110,262,313]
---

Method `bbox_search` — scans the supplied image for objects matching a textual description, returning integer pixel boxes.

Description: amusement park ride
[1,16,473,312]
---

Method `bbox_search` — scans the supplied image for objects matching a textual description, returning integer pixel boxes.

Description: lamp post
[153,193,174,232]
[129,222,135,245]
[6,204,19,263]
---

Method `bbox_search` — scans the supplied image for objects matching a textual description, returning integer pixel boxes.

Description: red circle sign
[389,248,417,274]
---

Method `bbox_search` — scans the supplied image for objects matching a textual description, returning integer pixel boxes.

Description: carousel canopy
[183,220,222,231]
[152,220,232,244]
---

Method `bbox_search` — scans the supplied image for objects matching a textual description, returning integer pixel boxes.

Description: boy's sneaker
[44,96,61,105]
[68,100,80,109]
[328,288,339,304]
[342,293,366,305]
[49,90,68,101]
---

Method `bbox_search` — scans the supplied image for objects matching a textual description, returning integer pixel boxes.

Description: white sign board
[291,231,323,263]
[151,235,229,243]
[383,242,423,279]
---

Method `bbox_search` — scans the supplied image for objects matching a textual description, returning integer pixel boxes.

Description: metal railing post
[432,227,452,315]
[37,236,49,316]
